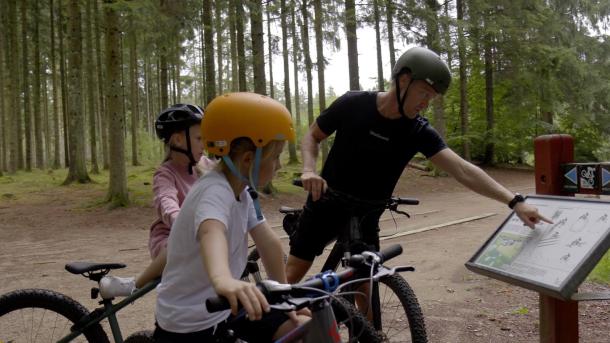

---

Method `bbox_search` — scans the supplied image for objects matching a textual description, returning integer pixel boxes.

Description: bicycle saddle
[65,262,126,275]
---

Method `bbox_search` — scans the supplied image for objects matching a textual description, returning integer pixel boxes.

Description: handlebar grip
[396,198,419,205]
[206,296,230,313]
[378,244,403,263]
[292,179,303,187]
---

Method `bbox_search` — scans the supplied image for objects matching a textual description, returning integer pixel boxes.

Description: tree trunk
[64,0,91,184]
[456,0,470,161]
[119,34,128,138]
[203,0,216,104]
[442,1,453,69]
[483,26,494,165]
[33,0,44,169]
[50,0,61,169]
[425,0,446,140]
[86,0,99,173]
[175,44,181,103]
[21,0,31,171]
[58,1,70,167]
[373,0,384,91]
[144,57,152,134]
[0,0,6,172]
[160,52,169,109]
[385,0,396,68]
[235,1,247,91]
[250,0,266,95]
[6,0,18,173]
[229,0,239,91]
[301,0,314,127]
[266,3,274,98]
[199,18,206,105]
[105,0,129,206]
[290,1,301,138]
[281,0,298,164]
[313,0,328,161]
[43,59,50,167]
[129,30,140,166]
[215,0,223,95]
[94,0,108,169]
[345,0,359,90]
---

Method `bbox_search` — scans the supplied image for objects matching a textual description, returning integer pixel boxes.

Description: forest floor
[0,165,608,342]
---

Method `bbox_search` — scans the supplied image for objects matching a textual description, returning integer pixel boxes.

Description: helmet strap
[395,75,414,119]
[221,147,264,220]
[169,128,197,175]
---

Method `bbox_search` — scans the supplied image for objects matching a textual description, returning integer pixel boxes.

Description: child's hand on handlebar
[301,171,327,201]
[212,277,270,320]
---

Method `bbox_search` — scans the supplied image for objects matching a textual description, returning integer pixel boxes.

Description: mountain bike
[242,183,428,343]
[0,262,156,343]
[210,244,412,342]
[0,259,376,342]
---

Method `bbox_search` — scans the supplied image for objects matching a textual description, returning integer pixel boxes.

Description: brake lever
[395,209,411,218]
[388,203,411,218]
[373,266,415,280]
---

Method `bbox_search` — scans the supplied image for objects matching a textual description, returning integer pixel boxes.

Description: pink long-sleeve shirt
[148,157,216,258]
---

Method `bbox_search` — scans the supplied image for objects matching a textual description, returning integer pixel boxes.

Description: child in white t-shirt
[154,93,308,342]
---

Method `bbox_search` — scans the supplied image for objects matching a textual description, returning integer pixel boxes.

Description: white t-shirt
[155,170,265,333]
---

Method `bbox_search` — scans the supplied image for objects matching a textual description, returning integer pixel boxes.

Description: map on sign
[466,195,610,300]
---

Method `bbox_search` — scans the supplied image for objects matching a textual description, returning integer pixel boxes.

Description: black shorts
[153,311,290,343]
[289,193,383,262]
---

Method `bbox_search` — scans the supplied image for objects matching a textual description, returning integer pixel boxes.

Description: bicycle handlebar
[206,244,404,313]
[291,179,419,208]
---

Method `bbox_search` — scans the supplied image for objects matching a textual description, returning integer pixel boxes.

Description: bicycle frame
[273,299,342,343]
[58,278,160,343]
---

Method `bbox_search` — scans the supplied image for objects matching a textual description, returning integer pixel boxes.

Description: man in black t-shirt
[286,47,551,284]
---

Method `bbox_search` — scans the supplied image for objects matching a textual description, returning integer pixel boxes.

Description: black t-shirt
[317,91,447,200]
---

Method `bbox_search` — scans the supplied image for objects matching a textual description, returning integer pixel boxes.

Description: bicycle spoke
[1,307,92,343]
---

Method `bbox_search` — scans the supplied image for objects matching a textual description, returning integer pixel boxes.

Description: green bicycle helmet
[391,47,451,118]
[392,47,451,95]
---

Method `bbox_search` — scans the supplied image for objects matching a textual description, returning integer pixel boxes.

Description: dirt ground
[0,167,608,342]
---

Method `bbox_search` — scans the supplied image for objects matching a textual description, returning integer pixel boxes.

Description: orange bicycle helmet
[202,92,295,156]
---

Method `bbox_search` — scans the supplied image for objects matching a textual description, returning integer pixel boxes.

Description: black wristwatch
[508,193,525,209]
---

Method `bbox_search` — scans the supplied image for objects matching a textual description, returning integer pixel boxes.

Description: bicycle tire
[371,275,427,343]
[331,297,383,343]
[0,288,109,343]
[124,330,154,343]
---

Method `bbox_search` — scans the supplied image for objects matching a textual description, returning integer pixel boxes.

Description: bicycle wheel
[0,288,109,343]
[240,248,289,283]
[331,297,383,343]
[124,330,154,343]
[373,275,427,343]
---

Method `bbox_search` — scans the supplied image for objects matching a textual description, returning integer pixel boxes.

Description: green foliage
[588,250,610,285]
[0,164,157,209]
[125,128,165,165]
[511,306,530,315]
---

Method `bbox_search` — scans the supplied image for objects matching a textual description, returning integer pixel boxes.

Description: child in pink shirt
[99,104,216,298]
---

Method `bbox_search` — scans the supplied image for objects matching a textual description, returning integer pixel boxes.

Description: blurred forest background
[0,0,608,206]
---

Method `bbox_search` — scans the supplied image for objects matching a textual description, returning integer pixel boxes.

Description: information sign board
[466,195,610,300]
